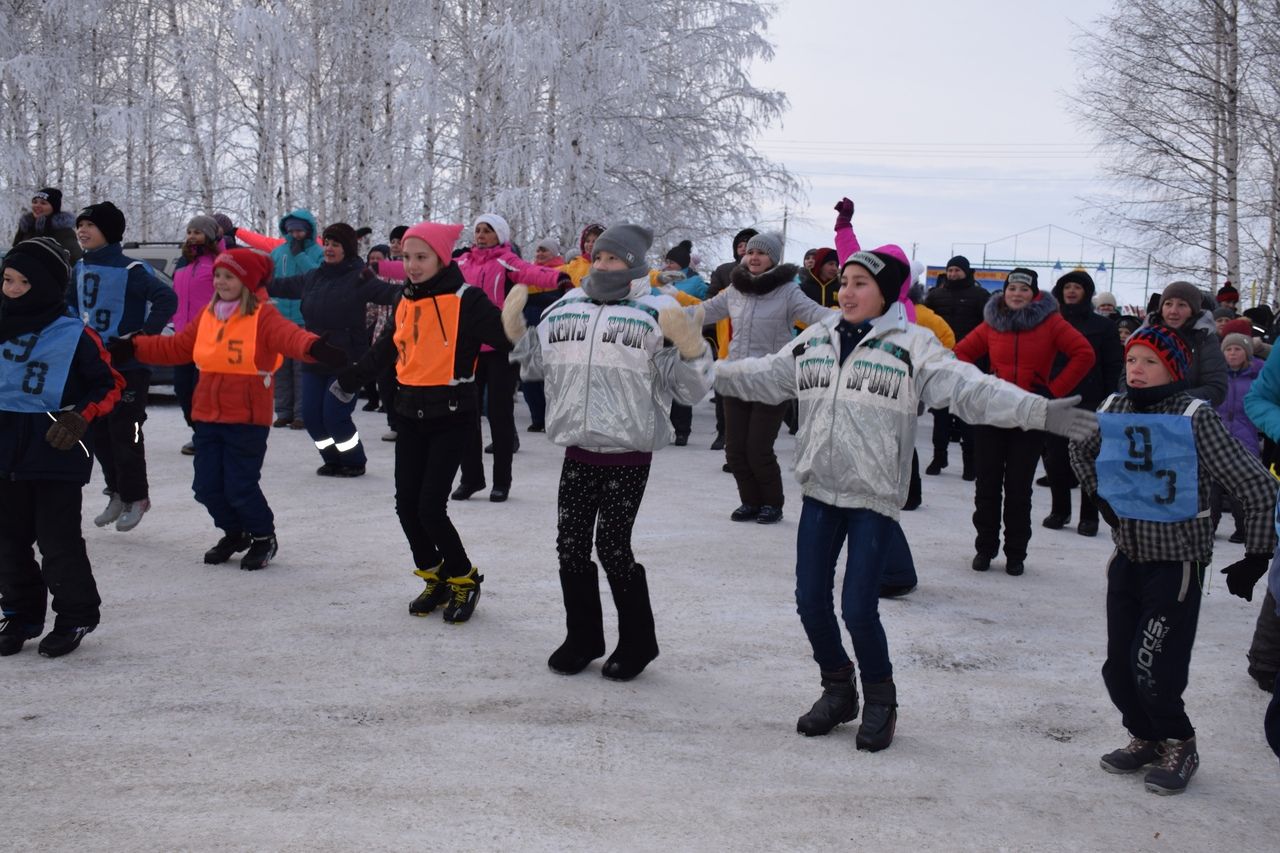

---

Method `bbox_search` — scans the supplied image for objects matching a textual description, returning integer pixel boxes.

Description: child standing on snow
[504,223,714,681]
[714,248,1097,752]
[1069,325,1277,794]
[111,249,347,571]
[70,202,178,532]
[331,223,511,623]
[0,238,123,658]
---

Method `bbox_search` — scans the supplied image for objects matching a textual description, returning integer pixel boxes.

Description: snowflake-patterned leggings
[555,457,651,579]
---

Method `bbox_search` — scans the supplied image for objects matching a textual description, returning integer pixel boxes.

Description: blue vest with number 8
[1096,397,1203,523]
[0,316,82,413]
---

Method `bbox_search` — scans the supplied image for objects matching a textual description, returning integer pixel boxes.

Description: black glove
[1221,553,1270,601]
[309,334,348,369]
[45,410,87,451]
[359,265,377,282]
[1094,495,1120,528]
[107,335,135,364]
[336,365,363,395]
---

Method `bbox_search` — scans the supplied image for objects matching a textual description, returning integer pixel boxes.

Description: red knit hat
[213,248,274,294]
[1125,324,1192,381]
[401,221,464,267]
[1221,317,1254,338]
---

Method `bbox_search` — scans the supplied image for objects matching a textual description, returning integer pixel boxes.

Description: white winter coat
[695,262,834,361]
[512,277,713,453]
[713,304,1051,518]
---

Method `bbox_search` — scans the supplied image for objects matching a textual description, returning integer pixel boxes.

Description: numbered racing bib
[0,316,83,413]
[74,262,136,339]
[1096,401,1202,523]
[192,310,283,377]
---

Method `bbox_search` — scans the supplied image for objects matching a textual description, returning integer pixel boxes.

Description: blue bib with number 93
[1097,407,1200,523]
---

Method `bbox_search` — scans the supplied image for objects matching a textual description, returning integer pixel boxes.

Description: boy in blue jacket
[1,238,123,657]
[1070,325,1278,794]
[68,202,176,532]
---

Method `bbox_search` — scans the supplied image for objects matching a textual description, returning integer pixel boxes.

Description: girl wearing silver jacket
[505,223,713,682]
[714,247,1098,752]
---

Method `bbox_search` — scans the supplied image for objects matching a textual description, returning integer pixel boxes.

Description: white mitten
[502,285,529,343]
[659,305,707,359]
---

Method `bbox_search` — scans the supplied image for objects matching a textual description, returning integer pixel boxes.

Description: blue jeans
[192,423,273,536]
[301,371,366,467]
[795,497,905,680]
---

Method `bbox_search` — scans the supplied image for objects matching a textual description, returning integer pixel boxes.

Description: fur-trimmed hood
[983,290,1059,332]
[17,210,77,234]
[731,262,800,296]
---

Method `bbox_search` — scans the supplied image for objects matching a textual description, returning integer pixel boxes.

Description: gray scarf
[581,264,646,302]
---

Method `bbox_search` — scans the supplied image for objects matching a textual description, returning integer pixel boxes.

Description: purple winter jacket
[1216,356,1265,456]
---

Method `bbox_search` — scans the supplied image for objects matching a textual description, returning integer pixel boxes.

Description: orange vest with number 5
[193,310,284,377]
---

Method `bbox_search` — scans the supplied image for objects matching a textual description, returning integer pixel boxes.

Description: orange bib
[193,309,283,376]
[393,290,470,386]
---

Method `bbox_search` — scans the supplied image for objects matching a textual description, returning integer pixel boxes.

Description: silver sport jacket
[714,304,1051,519]
[511,277,713,454]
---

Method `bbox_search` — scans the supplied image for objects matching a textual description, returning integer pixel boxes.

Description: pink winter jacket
[834,221,916,322]
[457,243,564,352]
[172,242,225,333]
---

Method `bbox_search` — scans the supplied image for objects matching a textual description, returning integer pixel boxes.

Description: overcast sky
[748,0,1163,306]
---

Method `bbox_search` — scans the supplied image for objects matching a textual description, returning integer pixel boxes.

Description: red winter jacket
[953,291,1095,398]
[134,302,318,426]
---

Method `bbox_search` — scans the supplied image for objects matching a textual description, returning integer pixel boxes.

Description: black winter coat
[12,211,82,264]
[925,279,988,341]
[1053,302,1123,408]
[347,263,511,420]
[268,257,401,374]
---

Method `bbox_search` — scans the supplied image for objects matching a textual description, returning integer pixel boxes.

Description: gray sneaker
[93,493,125,527]
[115,499,151,532]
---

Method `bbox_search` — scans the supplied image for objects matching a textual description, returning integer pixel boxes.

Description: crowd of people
[3,187,1279,794]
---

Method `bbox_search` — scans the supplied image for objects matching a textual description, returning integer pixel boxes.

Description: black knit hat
[34,187,63,214]
[945,255,972,273]
[2,236,70,295]
[389,225,409,242]
[321,222,359,259]
[842,250,911,314]
[731,228,759,260]
[1005,267,1039,294]
[76,201,126,244]
[665,239,693,268]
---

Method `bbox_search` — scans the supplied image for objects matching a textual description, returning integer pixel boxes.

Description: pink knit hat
[401,222,463,265]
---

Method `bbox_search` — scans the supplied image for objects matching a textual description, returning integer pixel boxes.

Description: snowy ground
[4,397,1278,852]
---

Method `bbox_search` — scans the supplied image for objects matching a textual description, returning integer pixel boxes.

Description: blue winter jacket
[1243,345,1280,443]
[269,208,323,325]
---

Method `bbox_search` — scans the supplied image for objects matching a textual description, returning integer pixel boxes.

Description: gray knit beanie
[1221,332,1254,356]
[582,222,653,302]
[186,214,220,246]
[744,231,784,265]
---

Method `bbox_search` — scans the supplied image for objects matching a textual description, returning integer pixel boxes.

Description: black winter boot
[602,565,659,681]
[548,566,606,675]
[204,530,252,564]
[856,679,898,752]
[925,453,948,476]
[0,617,43,656]
[240,535,277,571]
[796,665,859,736]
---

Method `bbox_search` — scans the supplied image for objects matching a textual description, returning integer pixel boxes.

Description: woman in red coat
[952,268,1095,576]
